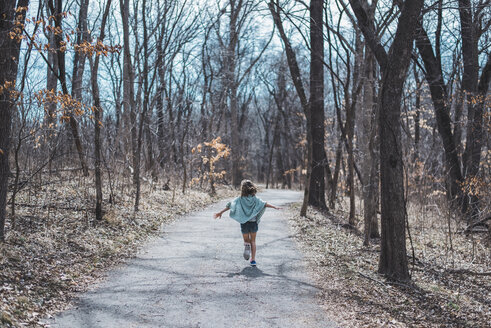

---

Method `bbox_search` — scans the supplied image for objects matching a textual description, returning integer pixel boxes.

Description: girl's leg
[242,233,252,260]
[242,233,251,244]
[249,232,257,261]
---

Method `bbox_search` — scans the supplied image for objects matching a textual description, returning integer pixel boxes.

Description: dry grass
[287,199,490,328]
[0,177,235,327]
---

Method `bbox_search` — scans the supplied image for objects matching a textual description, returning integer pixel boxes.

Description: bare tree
[413,1,491,223]
[48,0,89,176]
[348,0,424,281]
[0,0,29,241]
[309,0,328,209]
[268,0,312,215]
[90,0,112,220]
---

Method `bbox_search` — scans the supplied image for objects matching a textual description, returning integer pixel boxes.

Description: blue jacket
[226,195,267,224]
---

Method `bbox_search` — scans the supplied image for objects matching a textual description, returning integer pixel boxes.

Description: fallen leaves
[287,202,491,328]
[1,181,235,327]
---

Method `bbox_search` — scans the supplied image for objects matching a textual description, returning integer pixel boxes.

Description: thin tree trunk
[267,119,280,188]
[90,0,112,221]
[330,137,342,209]
[347,30,362,226]
[227,1,242,188]
[414,23,463,204]
[45,27,58,172]
[48,0,89,176]
[268,0,312,216]
[361,46,379,244]
[134,0,151,211]
[72,0,89,103]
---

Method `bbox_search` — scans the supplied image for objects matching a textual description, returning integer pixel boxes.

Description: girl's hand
[213,212,222,219]
[274,206,282,210]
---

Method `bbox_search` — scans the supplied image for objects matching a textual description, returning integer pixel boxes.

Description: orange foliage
[10,7,121,56]
[191,137,230,189]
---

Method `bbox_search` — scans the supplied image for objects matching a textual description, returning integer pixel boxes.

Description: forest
[0,0,490,327]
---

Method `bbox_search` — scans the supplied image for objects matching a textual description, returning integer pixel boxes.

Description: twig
[446,269,491,276]
[7,203,88,212]
[357,271,386,286]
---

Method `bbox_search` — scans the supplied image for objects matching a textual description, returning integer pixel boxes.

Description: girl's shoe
[243,243,251,260]
[250,260,257,267]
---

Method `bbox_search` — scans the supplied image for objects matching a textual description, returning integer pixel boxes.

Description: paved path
[51,190,336,328]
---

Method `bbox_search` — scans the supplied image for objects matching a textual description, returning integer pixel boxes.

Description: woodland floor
[0,178,236,327]
[288,200,490,328]
[1,181,489,328]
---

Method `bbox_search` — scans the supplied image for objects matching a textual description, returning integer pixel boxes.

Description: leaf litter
[287,202,490,328]
[1,181,235,327]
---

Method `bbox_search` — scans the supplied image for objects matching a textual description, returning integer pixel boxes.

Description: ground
[48,190,336,328]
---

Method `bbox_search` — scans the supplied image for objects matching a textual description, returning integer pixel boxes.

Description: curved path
[51,189,336,328]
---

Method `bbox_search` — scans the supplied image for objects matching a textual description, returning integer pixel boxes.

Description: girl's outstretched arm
[265,203,282,210]
[214,207,230,219]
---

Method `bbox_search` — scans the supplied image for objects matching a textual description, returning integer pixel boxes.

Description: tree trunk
[414,24,463,203]
[349,0,423,281]
[0,1,28,240]
[268,0,312,216]
[308,0,327,210]
[49,0,89,176]
[119,0,138,205]
[361,46,379,245]
[347,30,362,226]
[330,138,343,209]
[228,1,241,188]
[266,119,279,188]
[459,0,487,219]
[45,27,58,172]
[134,0,151,211]
[71,0,90,102]
[413,68,421,161]
[90,0,112,221]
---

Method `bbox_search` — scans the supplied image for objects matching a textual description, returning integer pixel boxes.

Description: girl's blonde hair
[241,179,257,197]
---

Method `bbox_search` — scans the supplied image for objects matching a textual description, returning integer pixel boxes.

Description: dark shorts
[240,221,258,234]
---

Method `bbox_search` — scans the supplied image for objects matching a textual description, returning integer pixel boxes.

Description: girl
[213,180,281,266]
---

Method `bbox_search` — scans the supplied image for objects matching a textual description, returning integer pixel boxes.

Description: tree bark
[459,0,488,219]
[45,24,58,171]
[90,0,112,221]
[414,24,463,202]
[0,0,28,240]
[119,0,138,206]
[361,46,379,244]
[71,0,90,102]
[134,0,151,211]
[349,0,423,281]
[227,0,242,188]
[48,0,89,176]
[308,0,328,209]
[347,29,363,226]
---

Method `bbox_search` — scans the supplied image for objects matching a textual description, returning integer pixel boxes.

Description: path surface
[50,190,336,328]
